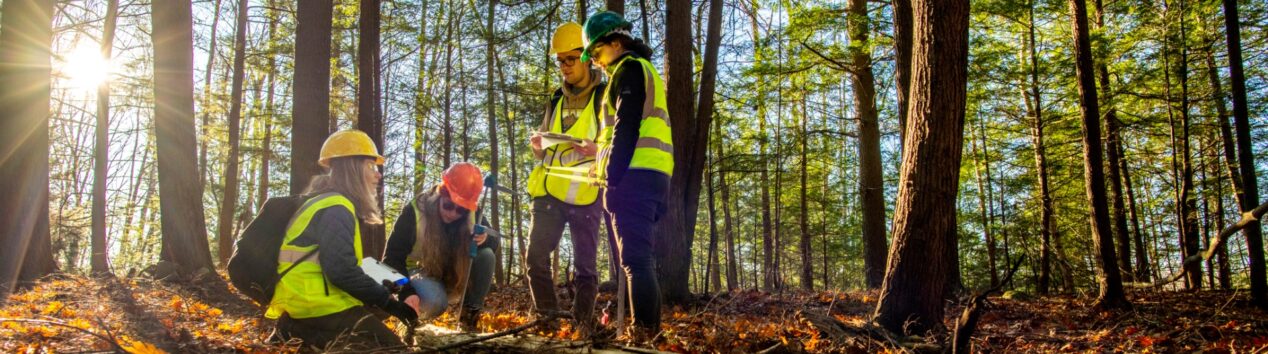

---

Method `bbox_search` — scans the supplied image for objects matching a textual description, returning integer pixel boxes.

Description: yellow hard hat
[319,129,385,167]
[550,22,584,55]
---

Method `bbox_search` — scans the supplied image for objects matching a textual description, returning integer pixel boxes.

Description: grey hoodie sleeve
[311,207,393,308]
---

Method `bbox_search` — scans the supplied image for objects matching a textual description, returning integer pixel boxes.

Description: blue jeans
[408,246,496,320]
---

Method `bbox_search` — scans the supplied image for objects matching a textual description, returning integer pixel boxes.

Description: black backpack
[227,194,319,307]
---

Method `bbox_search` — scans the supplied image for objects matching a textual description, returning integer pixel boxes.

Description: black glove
[383,300,419,326]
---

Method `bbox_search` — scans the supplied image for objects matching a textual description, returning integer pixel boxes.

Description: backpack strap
[276,249,319,281]
[273,192,333,285]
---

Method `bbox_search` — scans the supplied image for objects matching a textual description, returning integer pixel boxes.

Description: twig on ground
[412,317,549,353]
[952,256,1025,354]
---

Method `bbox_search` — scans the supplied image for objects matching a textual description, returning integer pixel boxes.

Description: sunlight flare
[58,42,112,90]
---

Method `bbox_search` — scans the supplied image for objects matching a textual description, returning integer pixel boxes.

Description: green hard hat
[580,11,633,63]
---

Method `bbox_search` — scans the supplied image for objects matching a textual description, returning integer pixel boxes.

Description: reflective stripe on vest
[527,88,603,205]
[265,192,364,320]
[597,56,674,178]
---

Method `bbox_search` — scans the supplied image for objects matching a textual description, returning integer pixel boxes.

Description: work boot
[458,309,481,333]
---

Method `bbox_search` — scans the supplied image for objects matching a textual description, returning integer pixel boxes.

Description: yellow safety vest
[597,56,674,178]
[266,193,365,319]
[527,89,603,205]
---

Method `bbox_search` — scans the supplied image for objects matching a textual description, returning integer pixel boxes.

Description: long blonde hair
[306,157,383,225]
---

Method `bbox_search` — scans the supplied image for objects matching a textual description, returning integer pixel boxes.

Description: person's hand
[473,232,487,246]
[530,134,543,153]
[403,295,421,313]
[385,299,419,326]
[574,139,597,157]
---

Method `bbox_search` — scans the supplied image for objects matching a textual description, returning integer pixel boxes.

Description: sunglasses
[588,42,607,60]
[441,195,469,214]
[556,55,581,67]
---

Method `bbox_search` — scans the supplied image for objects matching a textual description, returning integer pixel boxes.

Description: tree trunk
[971,122,998,287]
[257,0,279,209]
[893,0,911,153]
[1206,47,1236,290]
[217,0,249,267]
[706,156,722,293]
[1121,140,1150,282]
[441,4,455,168]
[606,0,623,14]
[847,0,887,289]
[745,4,776,292]
[199,0,224,189]
[656,0,704,304]
[154,0,216,276]
[871,0,968,334]
[1174,1,1202,289]
[1093,0,1134,283]
[1026,2,1056,295]
[0,0,55,302]
[484,0,502,285]
[357,0,386,258]
[1069,0,1129,309]
[799,95,812,290]
[1221,0,1267,308]
[291,0,333,194]
[92,0,121,275]
[716,122,738,291]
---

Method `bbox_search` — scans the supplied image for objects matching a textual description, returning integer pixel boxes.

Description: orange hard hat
[442,162,483,211]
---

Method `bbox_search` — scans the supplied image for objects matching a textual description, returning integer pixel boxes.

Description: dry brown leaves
[5,275,1267,353]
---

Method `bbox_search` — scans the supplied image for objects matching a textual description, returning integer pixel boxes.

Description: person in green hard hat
[581,10,674,342]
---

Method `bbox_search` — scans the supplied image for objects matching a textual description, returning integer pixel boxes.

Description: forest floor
[3,273,1268,353]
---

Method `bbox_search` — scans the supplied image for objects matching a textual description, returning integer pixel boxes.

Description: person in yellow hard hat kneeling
[267,129,418,350]
[382,162,499,332]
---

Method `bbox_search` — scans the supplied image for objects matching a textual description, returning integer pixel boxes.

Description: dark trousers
[526,196,602,325]
[603,169,669,331]
[275,306,402,350]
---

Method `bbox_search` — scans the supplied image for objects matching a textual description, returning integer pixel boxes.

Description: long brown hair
[305,157,383,225]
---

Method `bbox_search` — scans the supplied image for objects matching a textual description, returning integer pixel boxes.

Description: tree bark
[1221,0,1267,309]
[484,0,503,285]
[1120,140,1150,282]
[716,122,738,290]
[656,0,703,304]
[971,122,997,287]
[199,0,224,189]
[291,0,333,194]
[154,0,216,276]
[357,0,386,258]
[1069,0,1129,309]
[1206,46,1236,290]
[1025,1,1056,295]
[0,0,55,302]
[846,0,887,289]
[893,0,912,153]
[606,0,623,14]
[441,4,456,168]
[257,0,279,209]
[1174,0,1202,289]
[92,0,121,275]
[706,155,722,293]
[799,95,812,290]
[1093,0,1134,283]
[217,0,249,267]
[871,0,968,334]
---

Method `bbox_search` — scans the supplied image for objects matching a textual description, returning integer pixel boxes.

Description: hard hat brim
[319,154,385,168]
